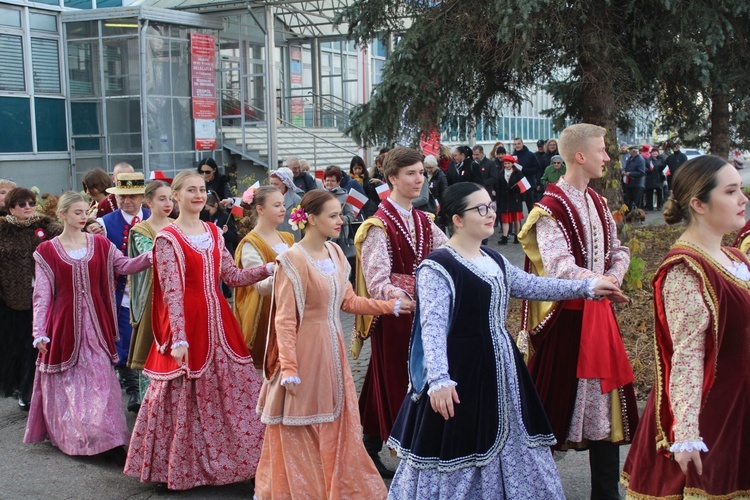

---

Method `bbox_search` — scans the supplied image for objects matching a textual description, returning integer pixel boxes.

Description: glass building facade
[0,0,560,193]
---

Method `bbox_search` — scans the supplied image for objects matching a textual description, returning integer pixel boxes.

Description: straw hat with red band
[149,170,173,184]
[107,173,147,195]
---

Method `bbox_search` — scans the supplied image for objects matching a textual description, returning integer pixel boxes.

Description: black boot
[513,235,520,244]
[116,366,141,412]
[363,434,394,479]
[588,440,621,499]
[127,391,141,413]
[499,236,508,245]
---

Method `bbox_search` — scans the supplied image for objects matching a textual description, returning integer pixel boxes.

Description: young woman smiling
[124,170,274,491]
[387,182,621,499]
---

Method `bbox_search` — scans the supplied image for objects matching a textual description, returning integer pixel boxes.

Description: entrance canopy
[125,0,372,39]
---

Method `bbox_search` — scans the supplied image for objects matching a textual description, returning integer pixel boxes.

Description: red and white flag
[663,165,670,177]
[231,197,244,217]
[345,188,369,217]
[435,199,440,213]
[376,183,391,201]
[516,177,531,194]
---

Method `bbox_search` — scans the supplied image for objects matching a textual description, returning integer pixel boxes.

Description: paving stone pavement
[0,210,675,499]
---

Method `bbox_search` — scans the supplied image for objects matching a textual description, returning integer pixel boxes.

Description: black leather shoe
[370,455,395,479]
[18,396,30,412]
[127,392,141,413]
[499,236,508,245]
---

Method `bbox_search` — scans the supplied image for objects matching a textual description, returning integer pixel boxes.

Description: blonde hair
[171,170,203,192]
[0,179,17,190]
[246,185,282,229]
[557,124,606,165]
[57,191,87,215]
[299,159,311,172]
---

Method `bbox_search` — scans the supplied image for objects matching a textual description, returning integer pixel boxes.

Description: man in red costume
[353,147,447,477]
[518,123,638,499]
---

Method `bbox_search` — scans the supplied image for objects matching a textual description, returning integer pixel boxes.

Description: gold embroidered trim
[652,252,721,453]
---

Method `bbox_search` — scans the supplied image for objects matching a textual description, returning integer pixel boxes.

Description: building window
[0,4,66,154]
[0,35,25,92]
[0,97,32,153]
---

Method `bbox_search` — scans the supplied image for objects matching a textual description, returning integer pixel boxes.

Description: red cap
[640,145,651,154]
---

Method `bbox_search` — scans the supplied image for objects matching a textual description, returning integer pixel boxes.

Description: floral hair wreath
[289,205,308,231]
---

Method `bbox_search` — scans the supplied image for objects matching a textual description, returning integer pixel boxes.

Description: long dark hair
[437,182,485,233]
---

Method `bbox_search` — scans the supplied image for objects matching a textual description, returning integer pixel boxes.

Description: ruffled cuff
[670,440,709,453]
[393,297,402,317]
[171,340,189,350]
[281,376,301,386]
[584,277,598,299]
[427,378,457,396]
[265,262,275,275]
[33,336,50,347]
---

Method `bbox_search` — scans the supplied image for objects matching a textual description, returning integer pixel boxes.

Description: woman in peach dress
[255,190,412,499]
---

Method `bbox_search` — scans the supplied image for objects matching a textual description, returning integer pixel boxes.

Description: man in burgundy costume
[353,147,447,477]
[518,124,639,499]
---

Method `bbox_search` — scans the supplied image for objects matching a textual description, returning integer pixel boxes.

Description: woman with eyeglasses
[0,188,61,411]
[496,155,526,245]
[387,182,622,499]
[197,158,234,209]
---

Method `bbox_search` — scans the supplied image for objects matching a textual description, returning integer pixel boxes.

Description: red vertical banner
[191,33,217,150]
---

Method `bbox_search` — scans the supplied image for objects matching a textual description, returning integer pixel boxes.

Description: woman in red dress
[622,156,750,498]
[124,170,274,491]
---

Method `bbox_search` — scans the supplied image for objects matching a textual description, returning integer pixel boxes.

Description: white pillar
[265,5,278,170]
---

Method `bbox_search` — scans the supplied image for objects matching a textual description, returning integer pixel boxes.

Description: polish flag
[435,199,440,213]
[231,197,244,217]
[663,165,670,177]
[516,177,531,194]
[376,183,391,201]
[345,188,369,217]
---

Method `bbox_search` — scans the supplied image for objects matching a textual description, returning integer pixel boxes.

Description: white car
[683,148,704,160]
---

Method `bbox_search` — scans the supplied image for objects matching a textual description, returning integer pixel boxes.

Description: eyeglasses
[464,202,496,217]
[15,200,36,208]
[199,170,213,175]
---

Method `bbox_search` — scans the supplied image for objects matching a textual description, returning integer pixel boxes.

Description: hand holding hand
[397,298,416,314]
[430,385,460,420]
[86,222,104,235]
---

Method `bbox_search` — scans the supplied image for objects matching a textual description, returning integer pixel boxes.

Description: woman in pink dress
[255,190,412,499]
[24,191,151,457]
[124,170,274,491]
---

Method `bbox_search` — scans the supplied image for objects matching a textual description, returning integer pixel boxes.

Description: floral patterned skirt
[124,346,264,491]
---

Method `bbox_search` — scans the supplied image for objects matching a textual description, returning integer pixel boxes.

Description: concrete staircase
[222,126,360,171]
